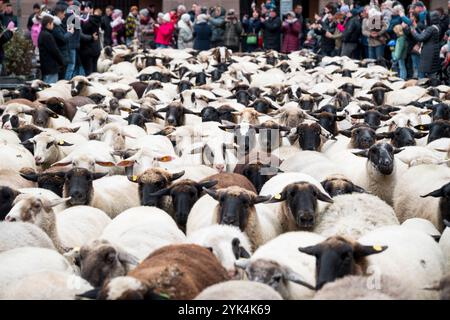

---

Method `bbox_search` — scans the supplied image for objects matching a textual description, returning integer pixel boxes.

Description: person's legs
[64,49,76,80]
[43,73,58,84]
[368,46,376,59]
[398,59,407,80]
[375,45,385,59]
[411,54,420,78]
[341,43,356,58]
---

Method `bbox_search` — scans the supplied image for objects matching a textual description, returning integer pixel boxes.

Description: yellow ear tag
[274,193,282,200]
[131,175,138,182]
[73,247,80,252]
[373,245,383,252]
[59,140,65,145]
[159,156,173,162]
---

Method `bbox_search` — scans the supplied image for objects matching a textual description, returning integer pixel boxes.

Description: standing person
[177,13,193,49]
[0,20,14,76]
[38,15,64,84]
[188,3,198,22]
[193,13,211,51]
[261,8,281,52]
[332,12,345,56]
[101,5,113,47]
[64,1,83,80]
[52,5,73,79]
[362,8,388,60]
[404,11,442,80]
[341,7,362,58]
[281,11,301,54]
[79,7,101,76]
[30,10,42,50]
[111,9,125,46]
[125,6,139,46]
[1,3,17,27]
[413,1,427,24]
[209,6,226,48]
[392,24,408,79]
[294,4,306,49]
[27,3,41,32]
[313,10,337,56]
[154,13,174,49]
[223,9,242,53]
[242,10,262,53]
[139,8,154,48]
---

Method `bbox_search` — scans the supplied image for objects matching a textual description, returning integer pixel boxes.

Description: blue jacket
[242,18,261,35]
[387,15,412,38]
[52,20,71,65]
[193,22,212,51]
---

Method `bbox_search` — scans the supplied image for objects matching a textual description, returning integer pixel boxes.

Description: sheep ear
[352,150,369,158]
[415,124,431,131]
[284,268,316,290]
[376,132,392,140]
[352,184,366,193]
[55,140,74,147]
[95,161,116,167]
[353,244,388,259]
[393,148,404,154]
[170,170,185,181]
[93,172,108,180]
[444,219,450,228]
[76,288,100,300]
[117,249,139,266]
[254,195,271,204]
[350,114,365,119]
[298,244,321,257]
[339,130,352,138]
[156,107,168,113]
[413,131,428,139]
[197,180,218,190]
[334,115,346,121]
[156,155,174,162]
[116,160,135,167]
[148,188,171,197]
[47,197,71,208]
[421,188,443,198]
[20,172,39,182]
[234,258,251,270]
[203,187,219,200]
[314,187,333,203]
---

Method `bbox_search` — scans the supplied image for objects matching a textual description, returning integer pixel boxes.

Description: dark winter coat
[209,8,226,43]
[224,20,242,49]
[262,16,282,51]
[1,13,18,28]
[0,28,13,64]
[314,18,337,52]
[193,22,212,51]
[101,14,113,46]
[63,13,81,50]
[80,15,101,58]
[342,16,361,44]
[281,19,301,53]
[38,28,64,75]
[408,12,441,74]
[52,19,71,65]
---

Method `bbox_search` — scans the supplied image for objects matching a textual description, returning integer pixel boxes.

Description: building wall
[162,0,241,16]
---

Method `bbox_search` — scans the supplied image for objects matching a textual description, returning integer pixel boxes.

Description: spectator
[261,8,281,52]
[339,0,350,14]
[392,24,408,79]
[224,9,242,52]
[177,13,193,49]
[52,5,73,79]
[435,7,449,40]
[387,5,412,39]
[193,13,211,51]
[64,1,84,79]
[176,4,187,23]
[111,9,125,46]
[188,3,198,22]
[242,10,262,53]
[125,6,139,46]
[294,5,306,48]
[0,19,14,75]
[332,12,345,56]
[30,11,42,49]
[80,8,101,75]
[55,0,70,11]
[303,31,318,52]
[154,13,174,49]
[413,1,427,24]
[101,5,113,46]
[27,3,41,31]
[360,5,370,59]
[404,11,442,79]
[341,7,362,58]
[313,11,337,56]
[139,8,154,48]
[407,12,421,79]
[1,3,17,28]
[381,1,394,26]
[209,6,226,47]
[263,0,276,11]
[38,15,64,84]
[281,11,301,54]
[362,8,388,60]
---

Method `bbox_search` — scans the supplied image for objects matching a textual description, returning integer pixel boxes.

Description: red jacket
[281,20,301,53]
[155,22,174,46]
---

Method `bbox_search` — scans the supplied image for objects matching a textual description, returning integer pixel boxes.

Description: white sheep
[314,193,399,238]
[0,222,55,252]
[440,220,450,274]
[194,280,283,300]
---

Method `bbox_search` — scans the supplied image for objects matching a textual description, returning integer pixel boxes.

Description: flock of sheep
[0,44,449,300]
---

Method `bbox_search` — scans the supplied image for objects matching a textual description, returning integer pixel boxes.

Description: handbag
[246,33,257,45]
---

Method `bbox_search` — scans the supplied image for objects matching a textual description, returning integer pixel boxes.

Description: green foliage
[4,31,33,76]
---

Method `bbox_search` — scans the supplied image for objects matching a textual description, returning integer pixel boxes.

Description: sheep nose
[227,269,239,278]
[72,191,83,200]
[215,164,225,172]
[5,216,16,222]
[167,118,175,125]
[71,90,78,95]
[34,156,43,163]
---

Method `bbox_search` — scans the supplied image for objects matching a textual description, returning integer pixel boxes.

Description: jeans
[43,73,59,84]
[411,54,420,78]
[397,59,407,80]
[368,45,385,59]
[155,43,169,49]
[65,49,76,80]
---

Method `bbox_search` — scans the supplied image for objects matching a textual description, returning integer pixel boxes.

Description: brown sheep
[20,166,69,197]
[320,175,366,198]
[80,244,230,300]
[200,172,257,193]
[43,96,95,121]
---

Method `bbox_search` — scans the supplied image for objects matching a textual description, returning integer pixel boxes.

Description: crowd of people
[0,0,449,83]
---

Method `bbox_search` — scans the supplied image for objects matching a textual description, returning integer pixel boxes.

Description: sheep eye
[46,142,54,149]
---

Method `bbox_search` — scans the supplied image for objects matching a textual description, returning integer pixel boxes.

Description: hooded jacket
[209,7,226,43]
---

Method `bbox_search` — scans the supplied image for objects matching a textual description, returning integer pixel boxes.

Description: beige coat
[362,18,388,47]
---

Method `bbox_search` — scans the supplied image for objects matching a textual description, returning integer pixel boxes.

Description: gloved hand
[7,21,15,31]
[387,39,396,47]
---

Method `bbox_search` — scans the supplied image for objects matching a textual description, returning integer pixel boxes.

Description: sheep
[320,175,366,197]
[334,142,407,206]
[440,220,450,273]
[0,221,55,252]
[43,96,95,121]
[313,275,416,300]
[313,193,399,238]
[194,280,283,300]
[186,186,278,250]
[0,247,75,298]
[0,128,21,144]
[0,143,36,172]
[187,225,252,277]
[0,169,36,190]
[393,164,450,231]
[358,225,445,299]
[234,231,324,299]
[0,186,20,220]
[199,172,257,193]
[2,271,93,300]
[68,76,112,97]
[62,168,140,218]
[6,194,111,252]
[78,244,229,300]
[66,206,184,288]
[155,102,200,127]
[19,166,70,196]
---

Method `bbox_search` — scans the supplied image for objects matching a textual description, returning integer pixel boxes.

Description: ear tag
[59,140,65,145]
[131,175,138,182]
[373,245,383,252]
[274,193,282,200]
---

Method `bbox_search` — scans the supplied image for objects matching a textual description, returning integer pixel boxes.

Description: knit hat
[163,13,171,22]
[196,13,207,23]
[139,8,149,17]
[181,13,191,22]
[414,1,425,8]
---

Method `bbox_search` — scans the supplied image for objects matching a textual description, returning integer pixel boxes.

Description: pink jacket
[31,22,41,48]
[155,22,174,46]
